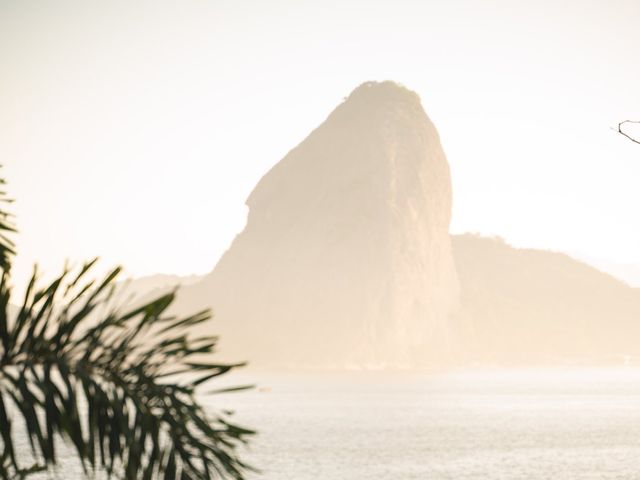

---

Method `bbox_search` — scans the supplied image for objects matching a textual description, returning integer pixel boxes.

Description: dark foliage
[0,173,254,479]
[0,173,16,272]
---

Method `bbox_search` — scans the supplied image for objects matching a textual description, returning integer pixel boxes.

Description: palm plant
[0,173,254,479]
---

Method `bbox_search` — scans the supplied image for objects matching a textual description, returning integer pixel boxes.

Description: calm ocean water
[23,369,640,479]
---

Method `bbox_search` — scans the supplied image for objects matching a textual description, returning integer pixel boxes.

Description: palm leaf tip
[0,168,16,272]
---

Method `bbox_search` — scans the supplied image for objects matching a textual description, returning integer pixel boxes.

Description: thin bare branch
[617,120,640,145]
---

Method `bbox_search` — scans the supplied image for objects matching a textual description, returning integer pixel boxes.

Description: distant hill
[574,255,640,288]
[119,273,202,300]
[452,234,640,365]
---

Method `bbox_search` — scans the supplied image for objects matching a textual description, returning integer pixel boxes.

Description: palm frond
[0,261,254,480]
[0,169,16,272]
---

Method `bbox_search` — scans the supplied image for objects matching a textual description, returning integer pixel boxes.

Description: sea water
[22,369,640,479]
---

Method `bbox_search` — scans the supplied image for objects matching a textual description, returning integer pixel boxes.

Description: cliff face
[179,81,460,368]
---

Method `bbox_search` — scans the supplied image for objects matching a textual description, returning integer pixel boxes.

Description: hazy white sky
[2,0,640,289]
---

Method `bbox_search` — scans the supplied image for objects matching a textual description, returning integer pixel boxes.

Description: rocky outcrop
[177,81,460,368]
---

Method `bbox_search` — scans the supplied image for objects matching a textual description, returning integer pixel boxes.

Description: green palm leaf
[0,170,16,272]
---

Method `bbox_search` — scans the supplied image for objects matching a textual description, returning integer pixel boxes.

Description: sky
[1,0,640,290]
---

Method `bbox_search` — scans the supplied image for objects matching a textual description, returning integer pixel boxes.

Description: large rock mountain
[176,81,461,368]
[171,81,640,369]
